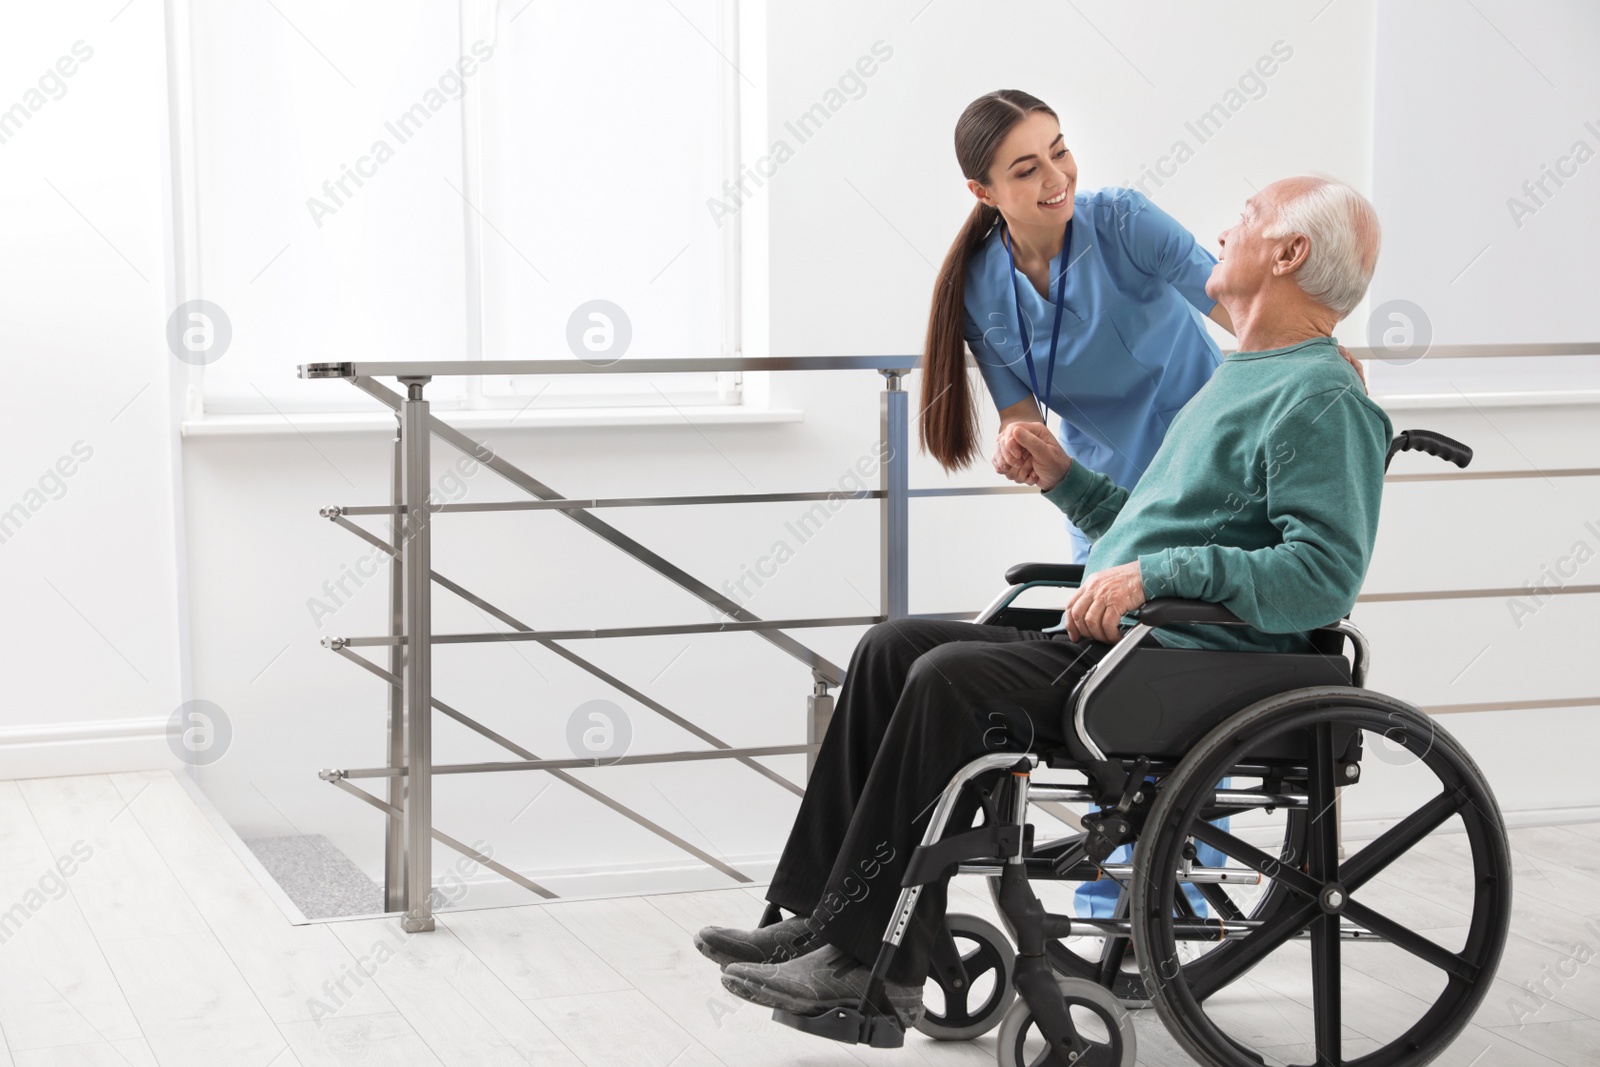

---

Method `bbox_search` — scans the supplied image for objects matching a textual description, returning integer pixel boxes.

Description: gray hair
[1261,178,1381,318]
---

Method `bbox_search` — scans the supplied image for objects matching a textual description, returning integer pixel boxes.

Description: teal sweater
[1041,337,1393,653]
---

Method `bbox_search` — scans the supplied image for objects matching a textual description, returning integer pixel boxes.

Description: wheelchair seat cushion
[1066,646,1354,762]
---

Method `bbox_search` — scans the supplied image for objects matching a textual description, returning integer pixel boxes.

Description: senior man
[696,175,1394,1030]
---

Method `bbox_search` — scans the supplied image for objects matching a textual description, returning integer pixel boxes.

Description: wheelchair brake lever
[1080,757,1151,866]
[1112,757,1151,816]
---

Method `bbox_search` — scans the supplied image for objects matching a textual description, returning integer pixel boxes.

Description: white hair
[1261,178,1381,318]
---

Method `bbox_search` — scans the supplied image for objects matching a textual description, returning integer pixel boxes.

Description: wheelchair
[757,429,1512,1067]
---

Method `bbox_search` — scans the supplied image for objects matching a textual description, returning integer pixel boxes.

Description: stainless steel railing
[298,344,1599,931]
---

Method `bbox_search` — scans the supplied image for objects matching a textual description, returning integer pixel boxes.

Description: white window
[180,0,739,417]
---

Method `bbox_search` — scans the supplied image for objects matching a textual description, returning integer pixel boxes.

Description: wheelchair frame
[768,430,1514,1067]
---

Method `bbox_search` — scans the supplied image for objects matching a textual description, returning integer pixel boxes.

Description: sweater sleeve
[1135,386,1390,627]
[1040,456,1129,540]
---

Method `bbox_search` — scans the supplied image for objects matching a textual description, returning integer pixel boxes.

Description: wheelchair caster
[995,975,1136,1067]
[917,913,1016,1041]
[771,1004,907,1049]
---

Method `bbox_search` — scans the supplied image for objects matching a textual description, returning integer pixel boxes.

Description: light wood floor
[1,771,1596,1066]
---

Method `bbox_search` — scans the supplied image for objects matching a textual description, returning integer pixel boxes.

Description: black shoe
[721,942,924,1030]
[693,913,821,968]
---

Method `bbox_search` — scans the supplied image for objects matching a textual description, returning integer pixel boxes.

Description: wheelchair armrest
[1004,562,1085,586]
[1131,597,1250,627]
[1130,598,1352,652]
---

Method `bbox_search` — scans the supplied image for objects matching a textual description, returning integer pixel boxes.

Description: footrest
[901,823,1029,886]
[771,1005,906,1048]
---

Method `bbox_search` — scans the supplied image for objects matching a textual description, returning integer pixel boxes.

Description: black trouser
[766,617,1110,985]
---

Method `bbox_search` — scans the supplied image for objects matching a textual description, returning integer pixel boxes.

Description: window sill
[1372,388,1600,410]
[181,404,805,437]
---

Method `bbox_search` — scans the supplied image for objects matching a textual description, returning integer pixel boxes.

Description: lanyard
[1001,220,1071,414]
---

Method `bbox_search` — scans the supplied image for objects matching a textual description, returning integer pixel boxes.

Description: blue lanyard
[1001,221,1071,414]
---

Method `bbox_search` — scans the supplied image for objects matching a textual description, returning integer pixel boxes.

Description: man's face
[1207,189,1277,304]
[969,110,1080,230]
[1208,178,1319,305]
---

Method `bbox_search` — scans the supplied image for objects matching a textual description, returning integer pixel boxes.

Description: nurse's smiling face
[968,110,1078,240]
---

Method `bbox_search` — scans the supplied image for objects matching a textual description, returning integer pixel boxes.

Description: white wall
[1368,0,1600,395]
[4,0,1596,902]
[0,1,187,778]
[1356,0,1600,822]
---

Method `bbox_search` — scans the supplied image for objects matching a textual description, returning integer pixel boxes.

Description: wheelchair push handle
[1385,429,1473,473]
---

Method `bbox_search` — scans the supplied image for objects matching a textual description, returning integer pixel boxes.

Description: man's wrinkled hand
[1063,561,1147,644]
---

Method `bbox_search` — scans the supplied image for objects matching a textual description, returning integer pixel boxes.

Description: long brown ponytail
[919,90,1058,472]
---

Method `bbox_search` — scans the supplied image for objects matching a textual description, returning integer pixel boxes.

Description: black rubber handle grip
[1385,429,1473,472]
[1005,562,1086,586]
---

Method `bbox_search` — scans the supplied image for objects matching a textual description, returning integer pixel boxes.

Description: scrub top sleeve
[962,303,1033,411]
[1110,188,1218,316]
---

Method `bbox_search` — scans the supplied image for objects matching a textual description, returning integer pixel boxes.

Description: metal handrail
[303,358,917,931]
[298,341,1600,380]
[298,345,1599,931]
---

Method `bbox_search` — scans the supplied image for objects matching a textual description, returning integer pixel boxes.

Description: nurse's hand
[1063,561,1147,644]
[1337,344,1368,392]
[993,423,1042,486]
[1005,422,1072,492]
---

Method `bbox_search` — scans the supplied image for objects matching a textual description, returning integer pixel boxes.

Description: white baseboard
[0,717,179,781]
[1503,805,1600,829]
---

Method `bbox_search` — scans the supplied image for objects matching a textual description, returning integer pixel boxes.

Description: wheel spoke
[1173,882,1200,919]
[1098,888,1133,987]
[1304,722,1343,1065]
[943,981,972,1023]
[1310,912,1342,1067]
[1196,882,1245,923]
[1097,935,1131,988]
[1341,898,1480,981]
[1190,822,1321,900]
[1339,786,1467,891]
[1188,897,1320,1001]
[1307,722,1340,883]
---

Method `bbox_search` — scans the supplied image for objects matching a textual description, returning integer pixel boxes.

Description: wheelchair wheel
[995,974,1136,1067]
[917,913,1016,1041]
[1131,687,1511,1067]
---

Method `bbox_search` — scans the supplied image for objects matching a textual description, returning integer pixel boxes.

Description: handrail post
[383,415,405,912]
[879,369,908,619]
[400,377,435,932]
[806,675,833,780]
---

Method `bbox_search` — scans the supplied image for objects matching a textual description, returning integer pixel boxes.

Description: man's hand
[1063,561,1147,644]
[1000,422,1072,492]
[1336,344,1368,392]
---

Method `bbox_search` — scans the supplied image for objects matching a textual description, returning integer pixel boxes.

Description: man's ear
[1273,233,1311,278]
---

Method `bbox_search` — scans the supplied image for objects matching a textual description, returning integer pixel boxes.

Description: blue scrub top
[963,187,1223,561]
